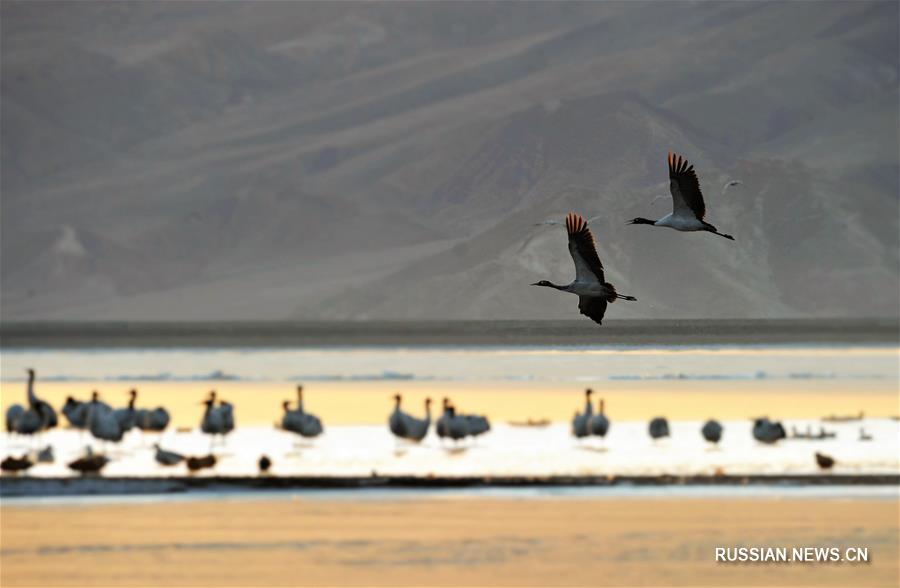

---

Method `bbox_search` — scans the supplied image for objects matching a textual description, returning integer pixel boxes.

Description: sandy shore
[2,497,897,587]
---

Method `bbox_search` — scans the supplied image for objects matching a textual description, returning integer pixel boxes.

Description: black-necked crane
[532,213,636,325]
[112,390,138,435]
[589,398,610,439]
[132,389,170,436]
[436,398,452,441]
[62,396,85,429]
[388,394,406,438]
[200,391,232,450]
[444,406,469,443]
[752,417,786,444]
[6,369,57,446]
[293,386,323,438]
[629,153,734,240]
[86,392,124,450]
[463,414,490,438]
[571,388,593,439]
[388,394,432,442]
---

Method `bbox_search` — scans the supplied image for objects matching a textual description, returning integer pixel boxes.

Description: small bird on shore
[815,452,835,470]
[258,455,272,473]
[572,388,593,439]
[36,445,54,463]
[628,153,734,240]
[68,447,109,475]
[186,454,217,472]
[154,444,185,466]
[1,455,34,473]
[532,213,636,325]
[701,419,723,444]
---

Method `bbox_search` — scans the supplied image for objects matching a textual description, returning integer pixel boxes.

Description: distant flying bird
[535,214,602,227]
[701,419,723,444]
[815,452,835,470]
[629,153,734,240]
[571,388,593,439]
[532,213,636,325]
[722,180,742,193]
[648,417,670,440]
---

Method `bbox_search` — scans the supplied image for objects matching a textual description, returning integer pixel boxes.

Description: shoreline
[2,318,898,348]
[3,474,898,498]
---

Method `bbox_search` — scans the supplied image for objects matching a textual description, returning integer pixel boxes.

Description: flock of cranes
[3,369,850,475]
[534,153,734,324]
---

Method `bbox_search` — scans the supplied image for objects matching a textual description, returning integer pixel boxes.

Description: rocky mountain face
[2,2,897,320]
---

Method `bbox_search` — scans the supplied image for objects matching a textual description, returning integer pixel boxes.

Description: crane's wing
[578,296,608,325]
[668,152,706,220]
[565,212,605,284]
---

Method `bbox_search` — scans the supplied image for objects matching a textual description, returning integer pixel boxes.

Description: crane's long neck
[26,372,36,406]
[296,387,304,413]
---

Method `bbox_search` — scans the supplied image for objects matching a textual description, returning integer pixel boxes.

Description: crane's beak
[530,282,540,286]
[626,220,637,225]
